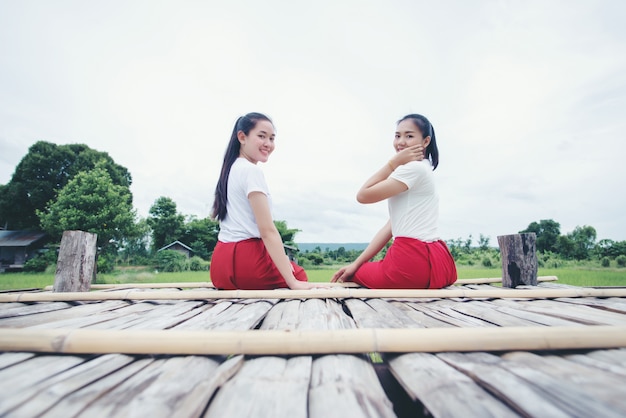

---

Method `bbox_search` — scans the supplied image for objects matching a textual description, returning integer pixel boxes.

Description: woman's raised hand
[390,144,424,168]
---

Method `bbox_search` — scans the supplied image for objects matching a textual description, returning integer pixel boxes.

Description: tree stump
[497,233,537,288]
[53,230,97,292]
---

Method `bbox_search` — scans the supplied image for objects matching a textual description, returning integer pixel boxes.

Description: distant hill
[295,243,368,252]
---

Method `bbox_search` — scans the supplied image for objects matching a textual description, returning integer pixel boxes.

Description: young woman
[331,114,457,289]
[210,112,324,290]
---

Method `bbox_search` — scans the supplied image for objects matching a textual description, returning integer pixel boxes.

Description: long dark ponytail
[398,114,439,170]
[212,112,273,220]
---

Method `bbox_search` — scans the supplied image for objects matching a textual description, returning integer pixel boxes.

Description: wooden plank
[366,298,427,328]
[26,300,162,330]
[552,296,626,314]
[344,298,424,329]
[0,354,135,416]
[0,300,131,328]
[565,349,626,376]
[501,299,626,325]
[204,356,312,418]
[173,300,274,331]
[0,352,35,370]
[404,302,497,327]
[0,301,75,319]
[85,301,207,330]
[66,355,243,418]
[37,357,154,418]
[427,299,539,327]
[260,299,356,331]
[488,299,585,326]
[309,354,395,418]
[0,354,86,412]
[388,301,453,328]
[497,351,626,417]
[388,352,519,417]
[437,352,572,417]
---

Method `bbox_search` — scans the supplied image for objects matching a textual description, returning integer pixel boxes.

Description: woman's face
[394,119,430,152]
[238,120,275,164]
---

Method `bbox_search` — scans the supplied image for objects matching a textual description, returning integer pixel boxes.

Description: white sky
[1,0,625,244]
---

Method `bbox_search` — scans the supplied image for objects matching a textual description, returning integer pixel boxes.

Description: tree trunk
[53,230,97,292]
[497,233,538,288]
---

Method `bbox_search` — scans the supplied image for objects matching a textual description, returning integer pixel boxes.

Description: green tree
[0,141,131,230]
[520,219,561,253]
[274,220,300,245]
[37,163,136,248]
[147,197,185,252]
[568,225,597,260]
[118,217,151,265]
[180,215,219,260]
[478,234,490,251]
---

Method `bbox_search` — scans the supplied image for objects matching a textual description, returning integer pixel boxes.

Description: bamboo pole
[0,326,624,355]
[40,275,560,291]
[1,286,625,303]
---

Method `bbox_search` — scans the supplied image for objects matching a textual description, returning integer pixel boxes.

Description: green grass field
[1,266,625,291]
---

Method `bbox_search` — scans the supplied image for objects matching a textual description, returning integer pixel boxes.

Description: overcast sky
[1,0,625,244]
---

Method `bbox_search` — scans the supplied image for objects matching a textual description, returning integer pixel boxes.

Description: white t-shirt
[218,158,272,243]
[388,159,440,242]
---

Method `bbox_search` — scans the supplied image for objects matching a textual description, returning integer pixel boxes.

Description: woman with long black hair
[210,112,324,290]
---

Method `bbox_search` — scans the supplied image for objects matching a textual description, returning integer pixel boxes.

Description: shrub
[23,256,50,272]
[23,249,57,272]
[154,250,188,272]
[97,255,115,273]
[481,257,492,267]
[617,255,626,268]
[189,256,210,271]
[601,257,611,268]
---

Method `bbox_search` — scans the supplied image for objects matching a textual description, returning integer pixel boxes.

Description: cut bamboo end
[0,326,624,355]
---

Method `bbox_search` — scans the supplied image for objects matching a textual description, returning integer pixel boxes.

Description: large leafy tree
[520,219,561,253]
[147,196,185,251]
[37,163,136,248]
[180,216,219,260]
[0,141,131,230]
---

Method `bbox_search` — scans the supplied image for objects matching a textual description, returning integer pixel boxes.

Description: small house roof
[157,240,193,252]
[0,230,47,247]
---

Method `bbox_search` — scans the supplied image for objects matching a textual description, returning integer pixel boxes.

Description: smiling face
[238,120,276,164]
[394,119,430,152]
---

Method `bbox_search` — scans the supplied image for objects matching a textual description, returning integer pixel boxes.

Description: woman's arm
[357,145,423,204]
[248,192,323,289]
[331,220,392,283]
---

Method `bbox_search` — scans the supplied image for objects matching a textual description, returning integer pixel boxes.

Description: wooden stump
[53,230,97,292]
[497,233,537,288]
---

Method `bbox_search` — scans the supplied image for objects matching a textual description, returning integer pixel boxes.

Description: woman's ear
[423,136,431,148]
[237,130,246,144]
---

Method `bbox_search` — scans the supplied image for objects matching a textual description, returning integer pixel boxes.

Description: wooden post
[53,230,97,292]
[497,233,537,288]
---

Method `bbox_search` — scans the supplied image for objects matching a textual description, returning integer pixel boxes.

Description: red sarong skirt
[210,238,308,290]
[353,237,457,289]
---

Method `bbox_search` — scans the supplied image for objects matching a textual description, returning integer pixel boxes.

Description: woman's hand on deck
[331,263,358,283]
[288,280,334,290]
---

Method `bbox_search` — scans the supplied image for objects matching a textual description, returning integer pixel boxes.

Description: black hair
[398,114,439,170]
[211,112,273,220]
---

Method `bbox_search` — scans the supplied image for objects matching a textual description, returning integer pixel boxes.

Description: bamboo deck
[1,280,626,417]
